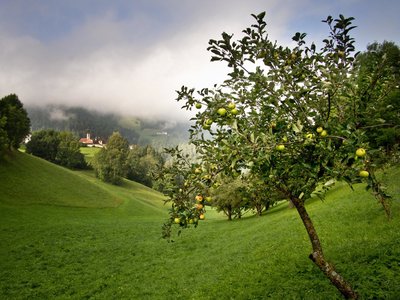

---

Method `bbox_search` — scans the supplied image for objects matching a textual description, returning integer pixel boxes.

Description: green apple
[320,130,328,137]
[230,108,239,115]
[217,108,227,116]
[359,170,369,178]
[195,102,202,109]
[276,144,285,151]
[316,127,323,133]
[205,119,213,125]
[205,196,212,202]
[356,148,366,157]
[306,133,314,140]
[194,168,202,174]
[174,217,180,224]
[227,102,236,109]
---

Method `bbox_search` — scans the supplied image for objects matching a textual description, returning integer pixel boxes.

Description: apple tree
[209,176,248,220]
[160,13,392,298]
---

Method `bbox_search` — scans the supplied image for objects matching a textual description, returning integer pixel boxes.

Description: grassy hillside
[0,151,121,208]
[0,152,399,299]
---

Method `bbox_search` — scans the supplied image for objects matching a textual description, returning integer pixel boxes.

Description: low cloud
[49,107,74,121]
[0,0,398,120]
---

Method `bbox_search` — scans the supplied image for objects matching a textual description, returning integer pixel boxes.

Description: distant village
[79,133,106,148]
[79,131,169,149]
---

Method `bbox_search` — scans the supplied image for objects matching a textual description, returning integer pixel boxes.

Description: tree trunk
[224,206,232,221]
[264,201,270,212]
[290,196,358,299]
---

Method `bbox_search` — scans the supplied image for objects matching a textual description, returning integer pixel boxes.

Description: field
[79,147,101,166]
[0,152,399,299]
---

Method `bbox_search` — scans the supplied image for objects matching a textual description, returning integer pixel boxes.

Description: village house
[79,133,105,148]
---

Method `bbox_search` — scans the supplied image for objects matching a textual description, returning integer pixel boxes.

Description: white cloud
[0,0,398,121]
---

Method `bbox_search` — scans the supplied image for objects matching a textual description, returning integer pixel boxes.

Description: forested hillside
[27,105,190,147]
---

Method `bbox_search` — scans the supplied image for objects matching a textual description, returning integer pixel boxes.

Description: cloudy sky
[0,0,399,120]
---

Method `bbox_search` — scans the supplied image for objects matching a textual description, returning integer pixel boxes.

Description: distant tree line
[26,105,191,147]
[0,94,30,156]
[27,106,140,144]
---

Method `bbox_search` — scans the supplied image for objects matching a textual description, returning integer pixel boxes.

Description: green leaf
[250,132,255,143]
[232,119,238,131]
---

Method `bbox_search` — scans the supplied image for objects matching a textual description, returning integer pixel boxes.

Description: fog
[0,0,398,121]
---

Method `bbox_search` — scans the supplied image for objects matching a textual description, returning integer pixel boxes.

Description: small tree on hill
[210,176,248,220]
[93,132,129,185]
[243,175,280,216]
[159,13,393,299]
[55,131,87,169]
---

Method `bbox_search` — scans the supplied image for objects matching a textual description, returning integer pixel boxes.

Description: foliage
[209,176,248,220]
[26,129,60,162]
[163,12,392,230]
[354,41,400,155]
[0,94,30,153]
[160,12,395,298]
[92,132,129,185]
[126,144,164,188]
[241,173,282,216]
[0,116,8,155]
[26,129,87,169]
[56,131,87,169]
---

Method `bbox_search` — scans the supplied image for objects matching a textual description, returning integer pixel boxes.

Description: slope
[0,152,399,299]
[0,151,118,208]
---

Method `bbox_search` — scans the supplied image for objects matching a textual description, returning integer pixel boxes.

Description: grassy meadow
[0,151,399,299]
[79,147,101,166]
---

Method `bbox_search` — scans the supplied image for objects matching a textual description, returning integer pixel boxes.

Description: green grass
[0,151,120,208]
[0,152,399,299]
[79,147,101,165]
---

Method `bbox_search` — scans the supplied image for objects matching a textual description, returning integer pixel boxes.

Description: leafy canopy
[160,12,392,236]
[0,94,30,153]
